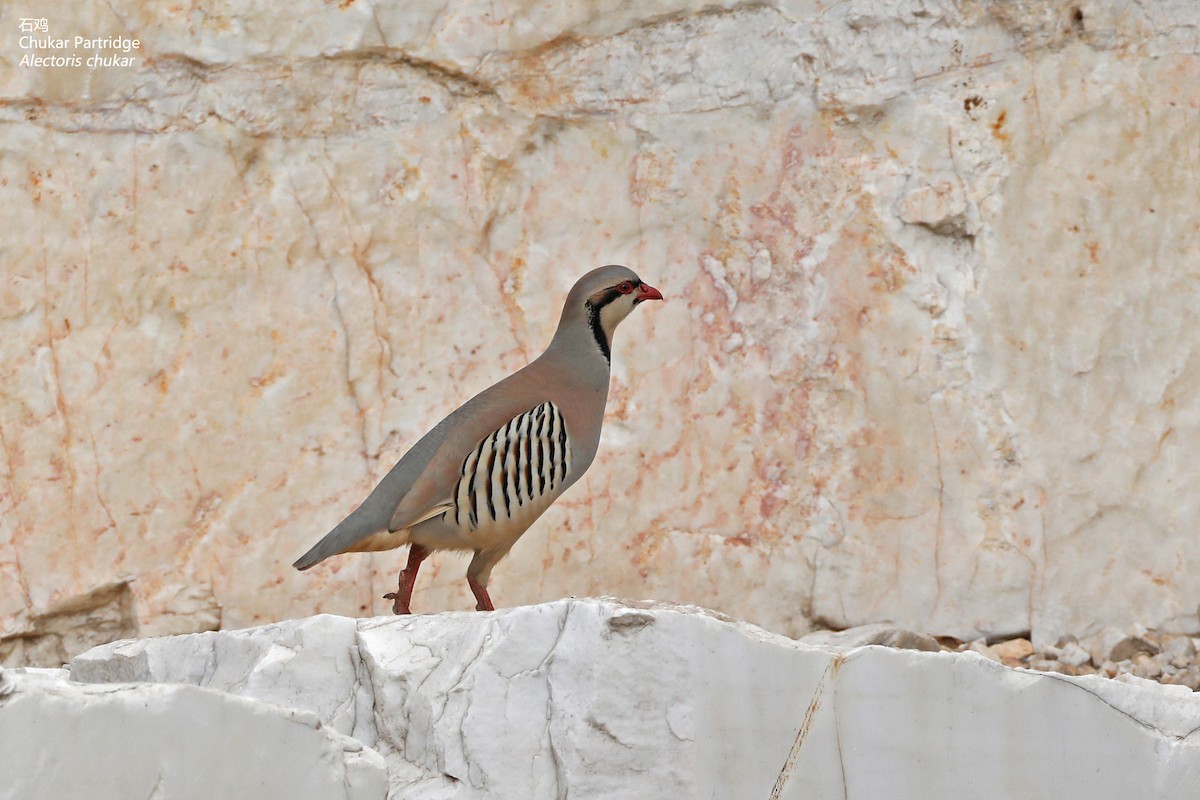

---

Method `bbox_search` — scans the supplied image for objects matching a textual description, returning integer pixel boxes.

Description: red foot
[467,576,494,612]
[383,544,429,615]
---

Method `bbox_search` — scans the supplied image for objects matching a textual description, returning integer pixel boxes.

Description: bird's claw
[382,592,411,615]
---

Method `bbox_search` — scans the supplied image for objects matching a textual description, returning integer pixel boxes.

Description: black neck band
[584,285,632,363]
[585,300,611,362]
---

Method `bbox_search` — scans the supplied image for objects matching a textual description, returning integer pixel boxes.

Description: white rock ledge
[5,599,1196,799]
[0,668,387,800]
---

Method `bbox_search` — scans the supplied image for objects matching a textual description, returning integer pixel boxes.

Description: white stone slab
[64,599,1200,799]
[71,613,374,741]
[0,667,387,800]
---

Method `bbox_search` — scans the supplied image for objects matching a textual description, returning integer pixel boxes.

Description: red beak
[638,283,663,301]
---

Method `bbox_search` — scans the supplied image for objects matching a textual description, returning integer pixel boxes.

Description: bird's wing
[397,502,454,529]
[384,371,552,534]
[389,398,573,532]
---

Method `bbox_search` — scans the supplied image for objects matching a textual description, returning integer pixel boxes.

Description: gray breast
[453,401,572,531]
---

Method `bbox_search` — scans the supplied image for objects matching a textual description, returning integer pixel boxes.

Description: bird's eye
[616,282,634,294]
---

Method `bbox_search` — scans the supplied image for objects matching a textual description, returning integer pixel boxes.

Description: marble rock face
[4,0,1200,662]
[58,599,1200,799]
[0,668,388,800]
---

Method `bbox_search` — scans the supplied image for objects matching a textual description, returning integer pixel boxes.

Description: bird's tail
[292,506,389,571]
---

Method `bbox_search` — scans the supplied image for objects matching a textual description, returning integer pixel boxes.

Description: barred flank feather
[454,401,572,531]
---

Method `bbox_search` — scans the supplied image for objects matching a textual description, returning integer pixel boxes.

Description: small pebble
[1109,636,1159,663]
[1058,641,1092,668]
[1130,653,1163,680]
[1163,636,1196,661]
[966,639,997,661]
[991,638,1034,661]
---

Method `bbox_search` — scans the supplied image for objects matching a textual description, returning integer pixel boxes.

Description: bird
[293,265,663,614]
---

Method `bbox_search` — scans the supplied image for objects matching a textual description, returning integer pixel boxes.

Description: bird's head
[560,265,662,362]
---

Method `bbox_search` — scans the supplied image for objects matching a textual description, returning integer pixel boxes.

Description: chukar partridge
[293,265,663,613]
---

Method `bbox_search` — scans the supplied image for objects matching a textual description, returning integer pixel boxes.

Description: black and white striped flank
[454,401,572,530]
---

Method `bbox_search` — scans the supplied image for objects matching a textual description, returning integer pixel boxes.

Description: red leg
[467,576,494,612]
[383,543,429,615]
